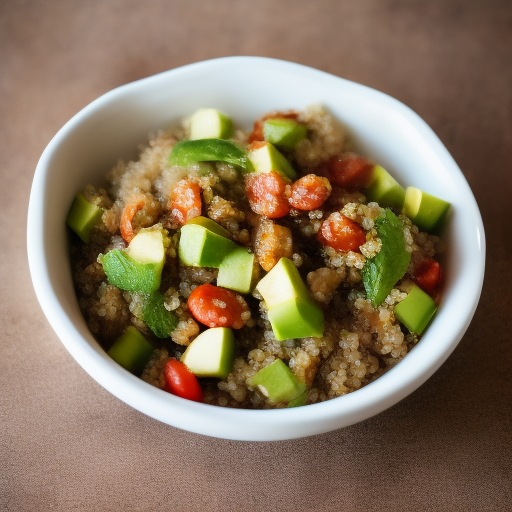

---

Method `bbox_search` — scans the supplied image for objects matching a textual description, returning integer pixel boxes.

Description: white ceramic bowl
[27,57,485,441]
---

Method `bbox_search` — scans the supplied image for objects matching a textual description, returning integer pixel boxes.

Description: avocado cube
[249,359,306,403]
[288,390,308,408]
[178,217,237,268]
[217,247,257,293]
[263,118,307,149]
[180,327,235,379]
[364,165,405,209]
[256,257,324,340]
[394,284,437,335]
[403,187,451,234]
[189,108,234,140]
[248,141,297,182]
[67,193,103,243]
[108,326,154,375]
[127,227,165,273]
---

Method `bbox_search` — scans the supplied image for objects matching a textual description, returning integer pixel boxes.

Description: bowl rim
[27,56,486,441]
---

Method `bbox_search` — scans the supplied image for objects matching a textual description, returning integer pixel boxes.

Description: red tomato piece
[317,212,366,252]
[164,359,204,402]
[415,258,442,294]
[170,179,202,224]
[327,152,374,190]
[248,111,299,143]
[288,174,332,210]
[245,171,290,218]
[187,284,249,329]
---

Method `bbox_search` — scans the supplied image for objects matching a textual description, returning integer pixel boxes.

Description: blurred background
[1,1,511,511]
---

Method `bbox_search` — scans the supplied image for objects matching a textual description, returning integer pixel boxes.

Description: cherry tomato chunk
[288,174,332,210]
[317,212,366,252]
[164,359,204,402]
[245,172,290,219]
[415,258,442,294]
[120,199,145,243]
[327,152,374,191]
[171,179,202,224]
[187,284,249,329]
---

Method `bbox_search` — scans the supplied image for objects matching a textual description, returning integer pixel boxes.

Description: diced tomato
[317,212,366,252]
[164,359,204,402]
[288,174,332,210]
[120,199,145,243]
[248,111,299,143]
[171,179,202,224]
[326,152,374,191]
[187,284,249,329]
[245,171,290,218]
[415,258,442,294]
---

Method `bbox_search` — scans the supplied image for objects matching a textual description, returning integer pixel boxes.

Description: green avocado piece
[142,291,178,338]
[365,165,405,209]
[287,390,308,408]
[263,118,307,149]
[101,250,161,294]
[67,193,103,243]
[168,139,253,171]
[217,247,257,293]
[247,141,297,181]
[178,217,237,268]
[394,284,437,335]
[126,227,165,273]
[256,257,324,340]
[189,108,234,140]
[249,359,307,403]
[107,326,154,375]
[185,216,230,237]
[180,327,235,379]
[403,187,451,234]
[362,210,411,307]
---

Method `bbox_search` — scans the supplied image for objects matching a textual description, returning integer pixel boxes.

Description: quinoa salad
[67,105,450,408]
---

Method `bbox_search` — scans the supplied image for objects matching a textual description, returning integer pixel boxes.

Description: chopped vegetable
[288,174,332,210]
[67,193,104,243]
[414,257,441,295]
[107,326,154,375]
[327,152,374,190]
[120,198,145,243]
[217,247,257,293]
[245,171,290,218]
[248,111,299,143]
[170,179,202,225]
[394,284,437,335]
[249,359,306,403]
[253,219,293,272]
[403,187,451,234]
[362,209,411,307]
[317,212,366,252]
[247,141,297,181]
[168,139,253,171]
[189,108,233,140]
[164,359,204,402]
[263,118,307,148]
[187,284,249,329]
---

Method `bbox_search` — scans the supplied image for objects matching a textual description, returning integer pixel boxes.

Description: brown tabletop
[2,1,511,511]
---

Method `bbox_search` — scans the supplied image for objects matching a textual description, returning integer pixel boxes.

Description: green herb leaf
[362,209,411,307]
[101,249,161,294]
[142,292,178,338]
[168,139,254,171]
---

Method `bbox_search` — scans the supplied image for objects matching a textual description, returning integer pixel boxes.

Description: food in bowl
[67,105,450,409]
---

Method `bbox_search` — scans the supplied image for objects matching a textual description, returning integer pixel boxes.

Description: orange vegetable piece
[415,258,442,295]
[317,212,366,252]
[288,174,332,210]
[187,284,249,329]
[327,152,374,191]
[245,171,290,219]
[171,179,202,224]
[120,199,145,243]
[164,359,204,402]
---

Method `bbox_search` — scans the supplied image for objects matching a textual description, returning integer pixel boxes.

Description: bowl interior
[28,57,485,440]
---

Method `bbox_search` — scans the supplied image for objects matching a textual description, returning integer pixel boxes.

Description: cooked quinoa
[68,105,445,408]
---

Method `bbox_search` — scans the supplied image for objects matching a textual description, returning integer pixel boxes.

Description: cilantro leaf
[362,209,411,307]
